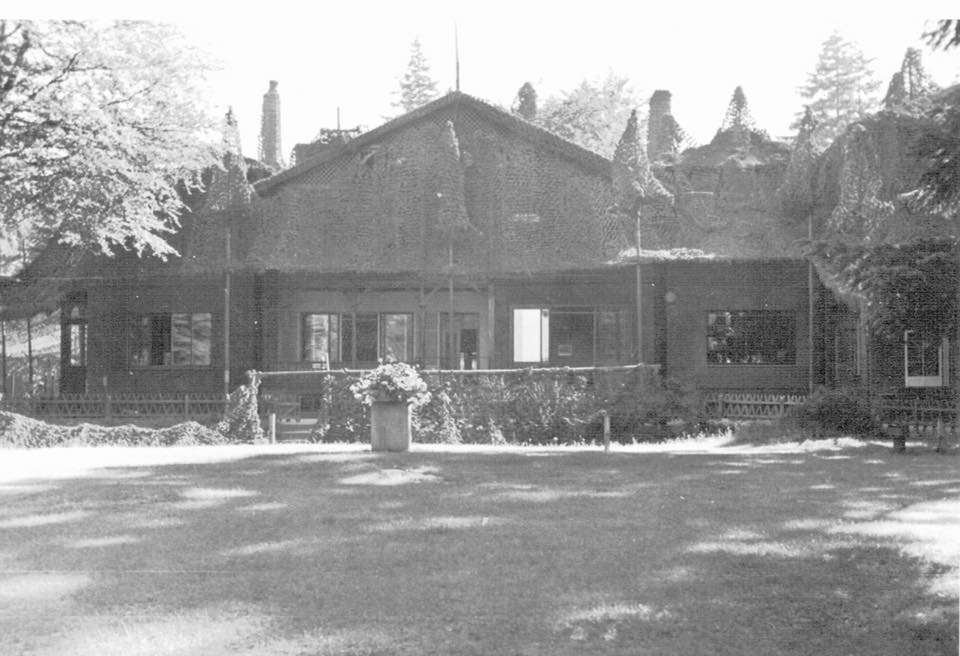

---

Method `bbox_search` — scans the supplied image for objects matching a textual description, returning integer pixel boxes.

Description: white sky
[27,2,960,157]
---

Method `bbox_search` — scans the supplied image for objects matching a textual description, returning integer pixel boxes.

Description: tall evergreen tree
[391,38,439,114]
[794,32,881,150]
[882,48,938,112]
[778,106,818,219]
[612,109,670,225]
[720,86,756,132]
[513,82,537,121]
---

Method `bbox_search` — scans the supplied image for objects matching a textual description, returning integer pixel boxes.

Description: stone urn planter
[370,398,412,452]
[350,362,430,453]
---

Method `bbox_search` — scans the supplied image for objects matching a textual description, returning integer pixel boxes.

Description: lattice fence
[702,391,807,419]
[0,393,228,420]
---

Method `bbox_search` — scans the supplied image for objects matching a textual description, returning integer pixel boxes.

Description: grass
[0,438,956,655]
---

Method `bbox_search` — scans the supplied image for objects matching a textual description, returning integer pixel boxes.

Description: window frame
[300,311,416,366]
[131,312,213,368]
[903,330,948,388]
[705,309,797,366]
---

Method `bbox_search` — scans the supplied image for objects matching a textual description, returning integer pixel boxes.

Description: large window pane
[904,331,944,387]
[302,314,340,364]
[68,324,85,367]
[131,313,210,367]
[706,310,796,365]
[597,309,629,364]
[514,308,549,363]
[441,313,479,369]
[171,314,193,366]
[550,310,594,365]
[355,313,378,362]
[191,313,212,365]
[382,314,413,362]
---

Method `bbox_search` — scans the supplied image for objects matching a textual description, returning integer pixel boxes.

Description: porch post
[807,216,815,393]
[635,207,643,364]
[224,224,231,396]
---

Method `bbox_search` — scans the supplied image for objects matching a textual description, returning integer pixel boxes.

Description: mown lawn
[0,441,956,655]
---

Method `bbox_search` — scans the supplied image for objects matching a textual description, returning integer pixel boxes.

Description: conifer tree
[883,48,937,111]
[720,86,756,132]
[612,109,670,225]
[794,32,881,150]
[778,106,818,219]
[513,82,537,120]
[392,38,439,114]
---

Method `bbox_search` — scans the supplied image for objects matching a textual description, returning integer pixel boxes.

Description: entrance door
[60,299,87,394]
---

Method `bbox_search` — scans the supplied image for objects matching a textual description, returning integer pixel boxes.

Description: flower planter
[370,400,411,452]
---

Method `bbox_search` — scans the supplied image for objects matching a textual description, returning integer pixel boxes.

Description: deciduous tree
[536,72,641,158]
[0,20,218,258]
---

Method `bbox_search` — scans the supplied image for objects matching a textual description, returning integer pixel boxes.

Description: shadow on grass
[0,446,955,655]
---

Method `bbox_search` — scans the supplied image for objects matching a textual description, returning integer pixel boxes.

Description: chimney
[647,89,672,162]
[260,80,283,169]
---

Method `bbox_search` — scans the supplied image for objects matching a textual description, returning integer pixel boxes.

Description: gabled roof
[254,91,612,194]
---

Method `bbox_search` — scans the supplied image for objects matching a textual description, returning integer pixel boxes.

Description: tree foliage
[795,32,881,151]
[0,20,218,258]
[391,37,439,114]
[812,239,958,342]
[720,86,756,132]
[512,81,537,121]
[923,19,960,51]
[882,48,937,113]
[611,108,670,238]
[778,106,818,219]
[536,72,641,158]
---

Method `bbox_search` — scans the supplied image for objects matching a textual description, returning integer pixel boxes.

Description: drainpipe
[808,215,814,393]
[224,224,231,397]
[635,204,643,364]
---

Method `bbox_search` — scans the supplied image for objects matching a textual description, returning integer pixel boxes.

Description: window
[133,313,211,367]
[302,314,340,365]
[706,310,796,365]
[512,307,630,365]
[513,308,550,363]
[64,304,86,368]
[381,313,414,362]
[904,331,948,387]
[306,312,414,365]
[440,313,480,369]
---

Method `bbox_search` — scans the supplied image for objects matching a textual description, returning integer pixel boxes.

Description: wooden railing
[0,393,228,420]
[702,391,807,419]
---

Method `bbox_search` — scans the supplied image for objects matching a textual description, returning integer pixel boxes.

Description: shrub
[0,412,227,448]
[216,374,265,443]
[791,386,877,437]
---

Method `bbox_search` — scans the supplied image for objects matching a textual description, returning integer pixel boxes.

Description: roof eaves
[254,91,613,194]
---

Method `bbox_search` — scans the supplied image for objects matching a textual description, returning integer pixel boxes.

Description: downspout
[808,215,814,393]
[635,203,643,364]
[224,222,231,397]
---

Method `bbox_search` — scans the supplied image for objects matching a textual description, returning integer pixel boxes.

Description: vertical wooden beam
[224,225,232,396]
[485,283,495,369]
[635,208,643,364]
[1,320,6,397]
[448,240,455,369]
[26,315,33,390]
[807,216,815,393]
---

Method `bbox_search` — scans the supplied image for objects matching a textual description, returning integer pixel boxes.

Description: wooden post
[602,410,611,453]
[224,227,232,396]
[26,315,34,391]
[635,208,643,364]
[268,412,277,444]
[1,320,6,398]
[105,393,112,421]
[184,394,190,419]
[807,216,815,393]
[448,239,456,369]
